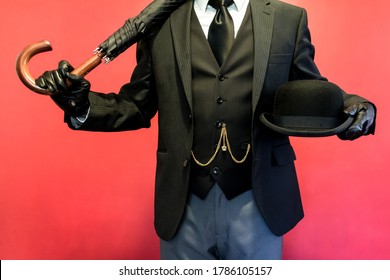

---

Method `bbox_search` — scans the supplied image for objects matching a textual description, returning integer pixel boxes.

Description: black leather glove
[36,60,90,117]
[338,102,376,140]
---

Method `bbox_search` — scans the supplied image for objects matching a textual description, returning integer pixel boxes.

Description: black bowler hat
[260,80,354,137]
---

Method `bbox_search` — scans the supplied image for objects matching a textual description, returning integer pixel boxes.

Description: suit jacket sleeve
[66,39,158,132]
[289,8,324,82]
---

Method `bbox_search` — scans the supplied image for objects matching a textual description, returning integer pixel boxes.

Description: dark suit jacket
[74,0,370,240]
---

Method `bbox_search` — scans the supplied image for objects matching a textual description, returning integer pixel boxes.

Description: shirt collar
[195,0,247,12]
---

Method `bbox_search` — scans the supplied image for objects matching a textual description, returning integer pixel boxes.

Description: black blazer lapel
[170,1,194,111]
[250,0,275,113]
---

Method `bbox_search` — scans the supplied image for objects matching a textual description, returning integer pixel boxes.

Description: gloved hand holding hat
[260,80,375,138]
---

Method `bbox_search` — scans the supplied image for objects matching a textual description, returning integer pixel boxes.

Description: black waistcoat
[190,7,254,199]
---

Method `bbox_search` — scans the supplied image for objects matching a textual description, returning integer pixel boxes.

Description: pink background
[0,0,389,259]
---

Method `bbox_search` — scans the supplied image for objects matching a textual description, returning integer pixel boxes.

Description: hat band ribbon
[272,115,343,129]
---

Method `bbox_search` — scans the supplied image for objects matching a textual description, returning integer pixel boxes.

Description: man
[36,0,376,259]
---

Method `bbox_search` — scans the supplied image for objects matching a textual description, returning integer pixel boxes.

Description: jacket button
[217,97,224,104]
[215,121,222,128]
[218,74,226,81]
[183,159,189,167]
[212,167,220,175]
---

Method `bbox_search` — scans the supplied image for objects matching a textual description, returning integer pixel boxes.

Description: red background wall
[1,0,389,259]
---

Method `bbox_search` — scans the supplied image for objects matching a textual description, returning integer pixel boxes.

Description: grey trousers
[160,184,283,260]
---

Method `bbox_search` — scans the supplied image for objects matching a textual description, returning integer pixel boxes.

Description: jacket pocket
[272,143,296,166]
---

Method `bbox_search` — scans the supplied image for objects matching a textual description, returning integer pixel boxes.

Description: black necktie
[208,0,235,66]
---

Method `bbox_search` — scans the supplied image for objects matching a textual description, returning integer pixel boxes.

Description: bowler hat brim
[260,113,354,137]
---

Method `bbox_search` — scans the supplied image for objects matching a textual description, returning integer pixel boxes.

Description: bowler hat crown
[260,80,354,137]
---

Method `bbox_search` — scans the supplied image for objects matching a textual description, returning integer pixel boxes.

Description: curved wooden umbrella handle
[16,40,104,95]
[16,40,53,95]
